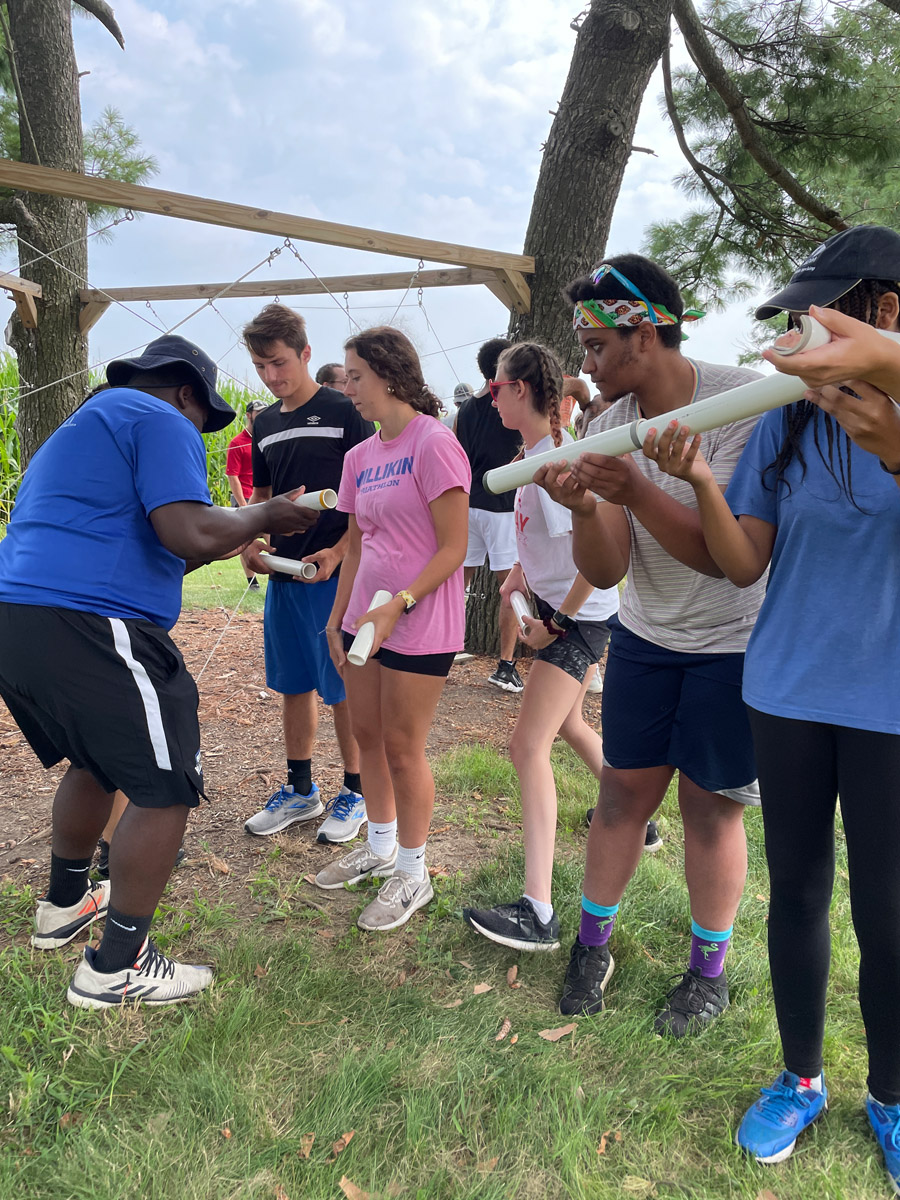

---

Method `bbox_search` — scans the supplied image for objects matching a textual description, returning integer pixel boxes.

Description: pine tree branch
[73,1,125,50]
[876,0,900,16]
[672,0,849,232]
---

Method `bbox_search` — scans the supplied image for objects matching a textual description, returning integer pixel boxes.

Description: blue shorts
[263,577,346,704]
[601,615,756,794]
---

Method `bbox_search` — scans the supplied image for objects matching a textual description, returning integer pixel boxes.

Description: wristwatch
[550,610,577,635]
[396,589,417,614]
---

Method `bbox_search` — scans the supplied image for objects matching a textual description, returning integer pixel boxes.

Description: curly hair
[476,337,511,383]
[344,326,440,417]
[764,279,900,509]
[565,253,685,351]
[498,341,566,448]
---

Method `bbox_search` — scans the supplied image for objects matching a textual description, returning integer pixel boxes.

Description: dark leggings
[748,707,900,1103]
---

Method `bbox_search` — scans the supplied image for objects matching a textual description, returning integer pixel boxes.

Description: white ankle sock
[799,1073,824,1093]
[367,819,397,859]
[395,841,427,880]
[523,893,554,926]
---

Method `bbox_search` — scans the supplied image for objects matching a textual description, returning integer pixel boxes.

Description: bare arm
[325,517,362,670]
[226,475,246,506]
[149,492,316,561]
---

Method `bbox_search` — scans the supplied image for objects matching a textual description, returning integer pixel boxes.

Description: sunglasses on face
[488,379,521,401]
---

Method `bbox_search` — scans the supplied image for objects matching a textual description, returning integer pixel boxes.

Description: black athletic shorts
[532,594,611,684]
[341,630,455,678]
[0,602,205,809]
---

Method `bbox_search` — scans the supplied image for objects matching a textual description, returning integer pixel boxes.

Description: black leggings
[748,707,900,1103]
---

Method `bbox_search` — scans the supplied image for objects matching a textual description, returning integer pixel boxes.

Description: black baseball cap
[755,225,900,320]
[106,334,237,433]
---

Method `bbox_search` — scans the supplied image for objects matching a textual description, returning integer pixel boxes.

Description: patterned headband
[572,263,705,332]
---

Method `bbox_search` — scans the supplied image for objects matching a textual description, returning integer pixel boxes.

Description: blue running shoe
[317,787,367,844]
[866,1094,900,1195]
[736,1070,827,1163]
[244,783,323,836]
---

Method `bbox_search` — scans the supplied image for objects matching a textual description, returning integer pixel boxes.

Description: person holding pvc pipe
[537,253,766,1035]
[316,326,470,932]
[645,226,900,1189]
[460,342,618,952]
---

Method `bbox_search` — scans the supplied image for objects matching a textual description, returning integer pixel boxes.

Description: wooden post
[0,271,41,329]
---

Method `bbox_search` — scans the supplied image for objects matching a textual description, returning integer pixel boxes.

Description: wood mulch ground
[0,608,604,940]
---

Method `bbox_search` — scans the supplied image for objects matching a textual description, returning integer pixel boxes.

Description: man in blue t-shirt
[0,334,317,1009]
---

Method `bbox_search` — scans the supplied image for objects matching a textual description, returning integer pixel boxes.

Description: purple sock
[579,898,618,947]
[689,921,732,978]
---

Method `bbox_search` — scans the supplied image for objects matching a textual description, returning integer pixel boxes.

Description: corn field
[0,359,267,532]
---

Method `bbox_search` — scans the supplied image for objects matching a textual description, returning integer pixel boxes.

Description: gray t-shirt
[585,359,767,654]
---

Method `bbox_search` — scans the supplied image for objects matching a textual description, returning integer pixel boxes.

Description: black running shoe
[644,820,663,852]
[559,937,614,1015]
[488,661,524,693]
[653,967,729,1037]
[463,896,560,951]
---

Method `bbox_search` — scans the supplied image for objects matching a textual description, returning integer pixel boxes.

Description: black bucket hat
[106,334,237,433]
[755,225,900,320]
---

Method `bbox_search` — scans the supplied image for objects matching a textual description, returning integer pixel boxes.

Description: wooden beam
[79,266,501,305]
[0,271,41,298]
[78,299,111,334]
[12,290,37,329]
[0,159,535,275]
[492,268,531,315]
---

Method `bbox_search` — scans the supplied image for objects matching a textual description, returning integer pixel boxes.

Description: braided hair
[344,326,441,417]
[497,342,566,448]
[764,279,900,508]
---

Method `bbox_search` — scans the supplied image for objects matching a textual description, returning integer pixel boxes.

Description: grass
[0,744,884,1199]
[182,553,269,615]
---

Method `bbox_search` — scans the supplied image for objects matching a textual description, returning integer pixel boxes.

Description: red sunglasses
[488,379,521,402]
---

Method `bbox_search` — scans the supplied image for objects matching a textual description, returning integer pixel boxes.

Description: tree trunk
[509,0,674,368]
[7,0,89,464]
[467,0,673,646]
[464,563,502,656]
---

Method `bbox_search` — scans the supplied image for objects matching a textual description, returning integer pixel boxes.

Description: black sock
[343,771,362,795]
[45,853,93,907]
[93,906,153,973]
[287,758,312,794]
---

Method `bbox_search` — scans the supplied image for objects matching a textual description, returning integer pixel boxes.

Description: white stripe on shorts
[108,618,172,771]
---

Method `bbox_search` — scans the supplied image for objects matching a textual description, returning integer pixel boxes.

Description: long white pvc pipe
[262,555,317,579]
[294,488,338,510]
[346,589,393,666]
[509,590,532,633]
[483,318,900,495]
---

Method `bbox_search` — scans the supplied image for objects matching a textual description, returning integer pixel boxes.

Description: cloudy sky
[6,0,770,401]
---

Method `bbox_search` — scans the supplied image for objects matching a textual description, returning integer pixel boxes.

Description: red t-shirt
[225,429,253,500]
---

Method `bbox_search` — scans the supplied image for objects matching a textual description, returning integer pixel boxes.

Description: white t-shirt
[584,359,766,653]
[515,431,619,622]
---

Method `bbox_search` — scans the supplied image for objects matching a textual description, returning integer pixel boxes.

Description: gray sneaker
[357,870,434,931]
[314,842,397,890]
[244,784,323,836]
[316,787,367,844]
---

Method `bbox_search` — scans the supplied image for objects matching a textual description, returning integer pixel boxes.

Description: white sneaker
[31,880,110,949]
[357,870,434,931]
[314,842,397,890]
[586,672,603,694]
[66,938,213,1009]
[244,783,323,836]
[316,787,367,844]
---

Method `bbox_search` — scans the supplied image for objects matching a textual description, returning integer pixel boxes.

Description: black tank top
[456,392,521,512]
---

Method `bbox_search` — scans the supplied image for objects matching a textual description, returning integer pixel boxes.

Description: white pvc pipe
[294,488,338,511]
[482,317,900,495]
[509,590,532,633]
[262,555,317,579]
[346,589,393,666]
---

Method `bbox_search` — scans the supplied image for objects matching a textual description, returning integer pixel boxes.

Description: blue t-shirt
[0,387,212,629]
[726,406,900,734]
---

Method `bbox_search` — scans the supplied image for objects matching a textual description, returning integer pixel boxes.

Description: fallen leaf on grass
[597,1130,622,1155]
[338,1179,369,1200]
[220,1126,232,1139]
[273,1187,290,1200]
[329,1130,355,1160]
[459,960,473,969]
[538,1023,576,1042]
[443,999,463,1008]
[254,964,268,978]
[431,825,451,835]
[58,1112,83,1130]
[506,965,518,986]
[428,866,450,879]
[756,894,768,903]
[393,970,407,988]
[207,854,230,875]
[495,1018,511,1042]
[476,1157,499,1175]
[756,1192,780,1200]
[297,1132,315,1159]
[317,929,336,939]
[473,983,493,995]
[509,1034,518,1045]
[304,873,316,884]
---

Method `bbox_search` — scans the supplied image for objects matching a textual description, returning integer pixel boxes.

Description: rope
[281,239,362,330]
[418,292,462,384]
[388,259,424,325]
[194,575,256,682]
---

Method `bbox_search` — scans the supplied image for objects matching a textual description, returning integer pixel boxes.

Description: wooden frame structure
[0,159,534,333]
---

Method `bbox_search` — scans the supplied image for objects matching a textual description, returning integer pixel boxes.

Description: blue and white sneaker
[736,1070,827,1163]
[316,787,367,844]
[244,783,323,836]
[866,1094,900,1195]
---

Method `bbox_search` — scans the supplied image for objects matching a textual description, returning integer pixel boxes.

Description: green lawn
[182,555,269,614]
[0,744,883,1200]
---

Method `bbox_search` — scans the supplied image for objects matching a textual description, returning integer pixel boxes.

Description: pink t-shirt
[338,414,471,655]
